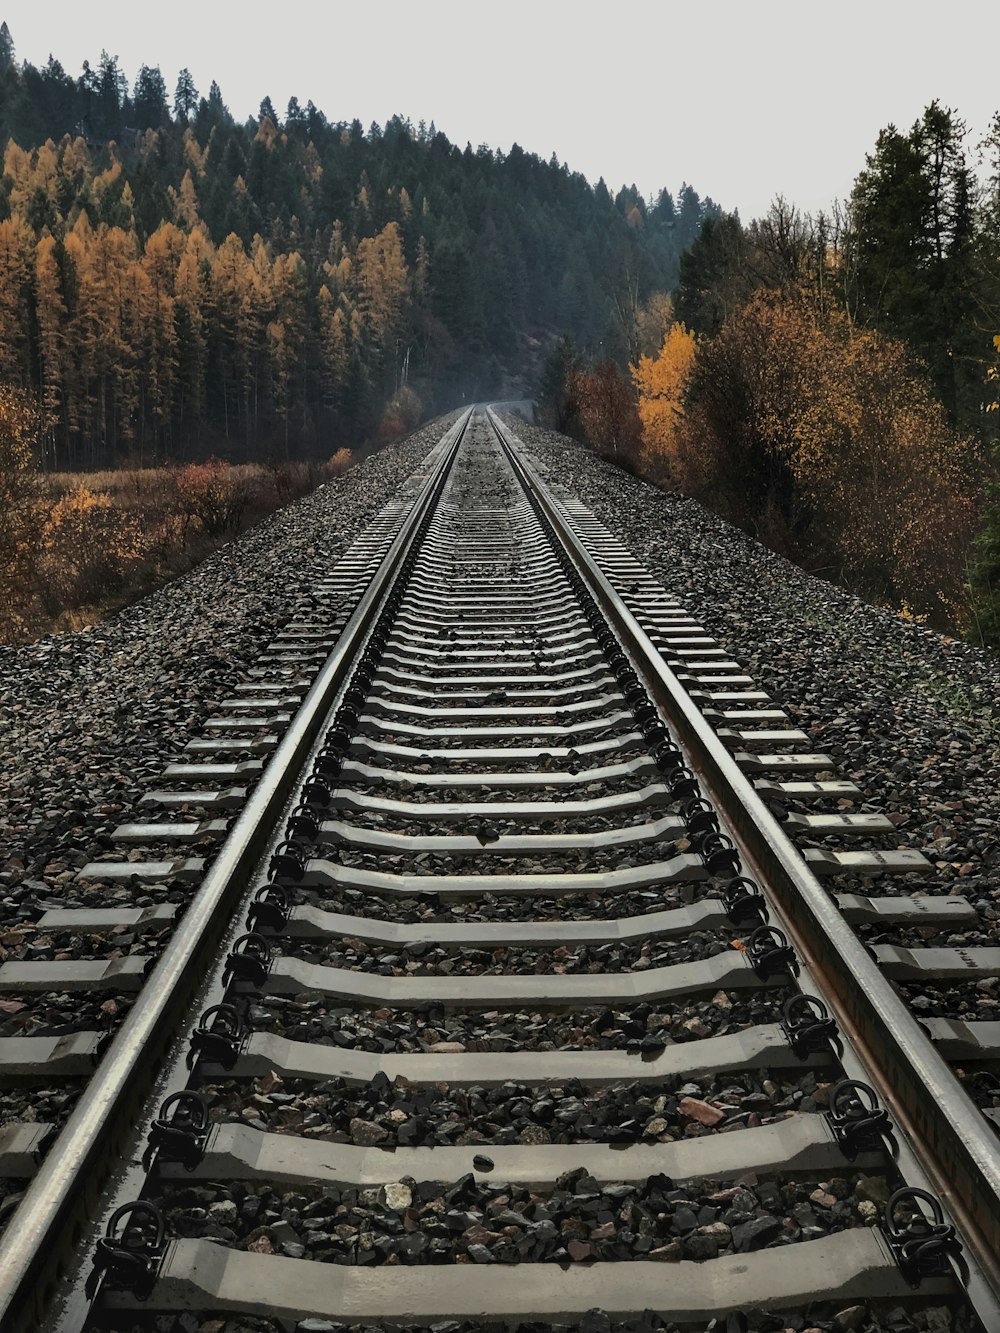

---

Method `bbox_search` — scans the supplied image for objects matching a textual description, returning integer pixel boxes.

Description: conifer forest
[1,21,1000,646]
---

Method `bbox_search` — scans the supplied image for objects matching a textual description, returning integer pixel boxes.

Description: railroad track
[1,406,999,1331]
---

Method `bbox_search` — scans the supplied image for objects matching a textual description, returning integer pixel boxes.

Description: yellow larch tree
[140,222,185,442]
[175,226,213,427]
[354,221,408,363]
[0,215,35,384]
[268,250,309,437]
[34,235,67,456]
[169,169,201,229]
[210,233,257,441]
[318,286,349,408]
[182,128,209,178]
[631,322,698,482]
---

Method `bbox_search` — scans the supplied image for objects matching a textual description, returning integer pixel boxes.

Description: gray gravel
[149,1166,888,1265]
[205,1068,836,1148]
[0,421,447,911]
[508,418,1000,1101]
[247,990,789,1053]
[98,1305,964,1333]
[280,930,732,975]
[510,419,1000,901]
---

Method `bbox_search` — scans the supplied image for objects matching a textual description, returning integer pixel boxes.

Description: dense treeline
[0,23,717,466]
[543,102,1000,641]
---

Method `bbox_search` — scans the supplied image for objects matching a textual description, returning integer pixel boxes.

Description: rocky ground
[107,1305,962,1333]
[0,421,447,914]
[509,418,1000,1009]
[5,414,995,1333]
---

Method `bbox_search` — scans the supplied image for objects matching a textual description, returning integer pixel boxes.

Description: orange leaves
[38,483,148,607]
[43,484,144,565]
[175,459,250,537]
[0,386,45,636]
[631,322,698,481]
[324,447,354,478]
[567,361,642,461]
[668,284,978,625]
[987,336,1000,414]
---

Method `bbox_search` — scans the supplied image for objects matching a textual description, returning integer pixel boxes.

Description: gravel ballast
[4,414,994,1332]
[509,418,1000,910]
[0,423,447,915]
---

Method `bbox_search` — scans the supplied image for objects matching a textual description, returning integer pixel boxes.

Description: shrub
[378,386,423,440]
[567,361,642,464]
[0,385,45,639]
[38,484,148,607]
[324,447,354,478]
[175,459,251,537]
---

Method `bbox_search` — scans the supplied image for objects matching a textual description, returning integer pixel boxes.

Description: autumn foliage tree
[643,287,978,623]
[630,322,698,484]
[566,360,641,463]
[0,383,44,636]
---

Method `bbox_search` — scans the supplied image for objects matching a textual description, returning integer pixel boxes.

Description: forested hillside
[0,23,717,467]
[542,101,1000,642]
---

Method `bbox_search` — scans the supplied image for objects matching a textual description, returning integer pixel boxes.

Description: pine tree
[174,69,198,124]
[0,21,15,72]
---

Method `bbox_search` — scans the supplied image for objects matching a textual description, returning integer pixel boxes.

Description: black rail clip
[682,797,719,840]
[323,725,353,756]
[84,1201,166,1300]
[315,746,345,781]
[246,884,290,933]
[187,1003,245,1070]
[696,831,741,877]
[222,932,272,988]
[722,876,770,927]
[665,763,700,801]
[746,925,799,979]
[651,739,680,770]
[883,1187,962,1285]
[632,701,657,727]
[335,702,359,730]
[641,720,668,747]
[143,1090,211,1171]
[827,1079,894,1158]
[269,838,308,881]
[286,803,320,841]
[781,993,838,1057]
[301,777,332,807]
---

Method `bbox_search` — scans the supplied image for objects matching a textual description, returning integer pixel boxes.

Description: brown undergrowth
[1,451,355,645]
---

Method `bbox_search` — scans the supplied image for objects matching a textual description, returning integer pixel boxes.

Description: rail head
[487,405,1000,1321]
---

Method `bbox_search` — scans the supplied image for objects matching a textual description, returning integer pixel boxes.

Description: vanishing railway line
[2,406,1000,1331]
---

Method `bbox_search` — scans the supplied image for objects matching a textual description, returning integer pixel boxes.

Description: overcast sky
[6,1,999,219]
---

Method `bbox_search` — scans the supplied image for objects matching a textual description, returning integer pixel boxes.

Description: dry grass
[3,453,354,645]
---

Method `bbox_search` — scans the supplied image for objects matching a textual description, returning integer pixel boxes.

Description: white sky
[8,0,999,219]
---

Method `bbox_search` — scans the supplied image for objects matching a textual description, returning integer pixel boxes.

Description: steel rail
[487,406,1000,1323]
[0,408,472,1333]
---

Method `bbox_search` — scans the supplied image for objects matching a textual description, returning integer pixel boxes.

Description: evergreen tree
[0,21,14,72]
[174,68,198,124]
[847,103,985,427]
